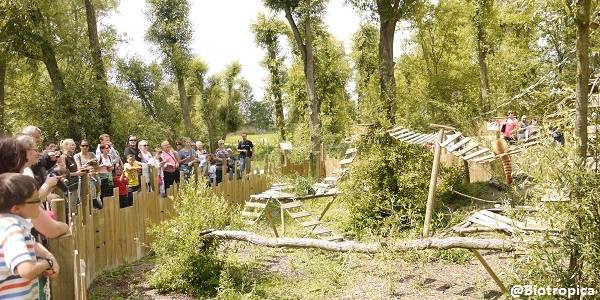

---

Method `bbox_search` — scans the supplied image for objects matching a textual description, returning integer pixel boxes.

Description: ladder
[277,198,343,241]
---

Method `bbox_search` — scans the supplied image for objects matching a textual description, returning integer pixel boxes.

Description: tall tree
[351,23,380,122]
[264,0,325,177]
[84,0,112,131]
[349,0,418,127]
[472,0,493,111]
[572,0,591,162]
[251,13,288,142]
[146,0,194,137]
[222,61,250,138]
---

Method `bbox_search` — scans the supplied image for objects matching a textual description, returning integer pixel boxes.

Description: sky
[103,0,398,101]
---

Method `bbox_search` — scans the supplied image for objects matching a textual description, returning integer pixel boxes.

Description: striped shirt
[0,214,39,300]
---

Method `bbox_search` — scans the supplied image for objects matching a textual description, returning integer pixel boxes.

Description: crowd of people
[500,110,564,145]
[0,126,254,298]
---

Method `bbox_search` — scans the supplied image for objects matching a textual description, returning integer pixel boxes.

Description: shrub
[339,128,463,237]
[148,183,241,296]
[512,143,600,290]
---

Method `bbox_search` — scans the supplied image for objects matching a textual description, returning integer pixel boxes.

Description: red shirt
[114,176,128,196]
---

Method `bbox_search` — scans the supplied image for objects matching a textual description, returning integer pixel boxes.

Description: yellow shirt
[123,162,141,187]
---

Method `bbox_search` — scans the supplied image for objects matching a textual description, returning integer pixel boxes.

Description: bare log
[200,230,517,252]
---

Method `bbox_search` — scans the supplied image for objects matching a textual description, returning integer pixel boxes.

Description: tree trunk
[574,0,591,163]
[176,73,193,138]
[378,17,397,127]
[284,5,321,178]
[224,83,232,138]
[476,38,491,112]
[304,15,322,178]
[268,46,286,142]
[0,56,6,135]
[84,0,111,132]
[199,230,518,252]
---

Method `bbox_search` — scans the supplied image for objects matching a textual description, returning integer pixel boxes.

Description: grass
[88,177,510,299]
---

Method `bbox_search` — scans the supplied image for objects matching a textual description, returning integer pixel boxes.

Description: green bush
[148,183,241,296]
[512,143,600,290]
[339,129,463,237]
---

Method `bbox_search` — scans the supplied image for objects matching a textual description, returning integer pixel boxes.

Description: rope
[449,187,503,204]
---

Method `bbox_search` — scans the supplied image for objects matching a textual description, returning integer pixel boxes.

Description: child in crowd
[114,165,129,208]
[121,155,142,207]
[205,153,217,187]
[0,173,59,299]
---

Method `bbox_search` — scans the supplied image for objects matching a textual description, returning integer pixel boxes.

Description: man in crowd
[237,133,254,176]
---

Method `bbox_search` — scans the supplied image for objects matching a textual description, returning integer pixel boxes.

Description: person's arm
[15,259,51,280]
[34,242,60,277]
[31,207,70,238]
[38,175,60,200]
[74,154,84,172]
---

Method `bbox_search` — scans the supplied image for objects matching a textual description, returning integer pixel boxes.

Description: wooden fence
[280,158,340,178]
[48,166,271,300]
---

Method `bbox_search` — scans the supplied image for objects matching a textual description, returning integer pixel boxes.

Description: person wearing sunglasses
[95,134,121,167]
[124,135,142,162]
[74,139,101,209]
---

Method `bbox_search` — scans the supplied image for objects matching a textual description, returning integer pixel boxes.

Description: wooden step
[333,168,348,175]
[472,153,496,163]
[289,211,311,219]
[452,142,479,156]
[399,132,420,142]
[446,137,471,152]
[245,202,267,208]
[301,220,321,227]
[462,148,491,160]
[324,176,340,183]
[280,201,302,209]
[242,211,262,218]
[243,220,256,226]
[345,147,357,155]
[440,132,462,147]
[339,158,353,165]
[325,235,343,241]
[312,226,332,235]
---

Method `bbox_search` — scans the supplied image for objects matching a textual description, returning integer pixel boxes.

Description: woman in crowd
[178,137,197,180]
[124,135,141,162]
[160,140,180,191]
[0,137,69,239]
[138,140,156,191]
[60,139,83,192]
[195,141,208,175]
[74,139,101,209]
[97,143,115,200]
[214,140,228,185]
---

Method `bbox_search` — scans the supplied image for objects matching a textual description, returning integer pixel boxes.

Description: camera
[48,167,70,192]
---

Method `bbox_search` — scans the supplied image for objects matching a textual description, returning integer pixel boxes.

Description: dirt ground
[88,241,508,299]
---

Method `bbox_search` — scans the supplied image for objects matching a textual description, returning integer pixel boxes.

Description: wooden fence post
[423,126,447,237]
[49,234,75,300]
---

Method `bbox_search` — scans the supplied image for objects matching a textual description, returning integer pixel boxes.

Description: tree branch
[200,230,518,252]
[284,4,307,62]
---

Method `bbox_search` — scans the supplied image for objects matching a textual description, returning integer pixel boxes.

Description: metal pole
[423,128,445,237]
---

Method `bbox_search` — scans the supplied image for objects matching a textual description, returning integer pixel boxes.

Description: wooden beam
[430,123,457,130]
[199,230,518,252]
[424,129,444,237]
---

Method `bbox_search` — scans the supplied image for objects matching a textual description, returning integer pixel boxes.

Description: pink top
[503,118,517,138]
[31,207,68,238]
[160,151,178,173]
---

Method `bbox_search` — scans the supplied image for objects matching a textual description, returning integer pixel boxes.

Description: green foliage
[512,143,600,289]
[148,183,241,296]
[351,23,380,123]
[285,26,354,148]
[339,129,432,236]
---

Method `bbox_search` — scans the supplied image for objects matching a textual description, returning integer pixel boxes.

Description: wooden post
[80,174,89,225]
[50,198,66,223]
[423,128,445,237]
[49,234,75,300]
[470,249,508,294]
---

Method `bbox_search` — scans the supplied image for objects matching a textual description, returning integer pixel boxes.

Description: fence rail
[48,166,271,300]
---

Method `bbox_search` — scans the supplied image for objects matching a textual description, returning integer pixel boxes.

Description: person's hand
[41,257,60,278]
[44,175,61,188]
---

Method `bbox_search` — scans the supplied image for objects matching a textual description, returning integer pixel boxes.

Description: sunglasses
[80,144,89,147]
[25,198,41,204]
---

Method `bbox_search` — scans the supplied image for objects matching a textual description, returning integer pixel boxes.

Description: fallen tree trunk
[200,230,517,252]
